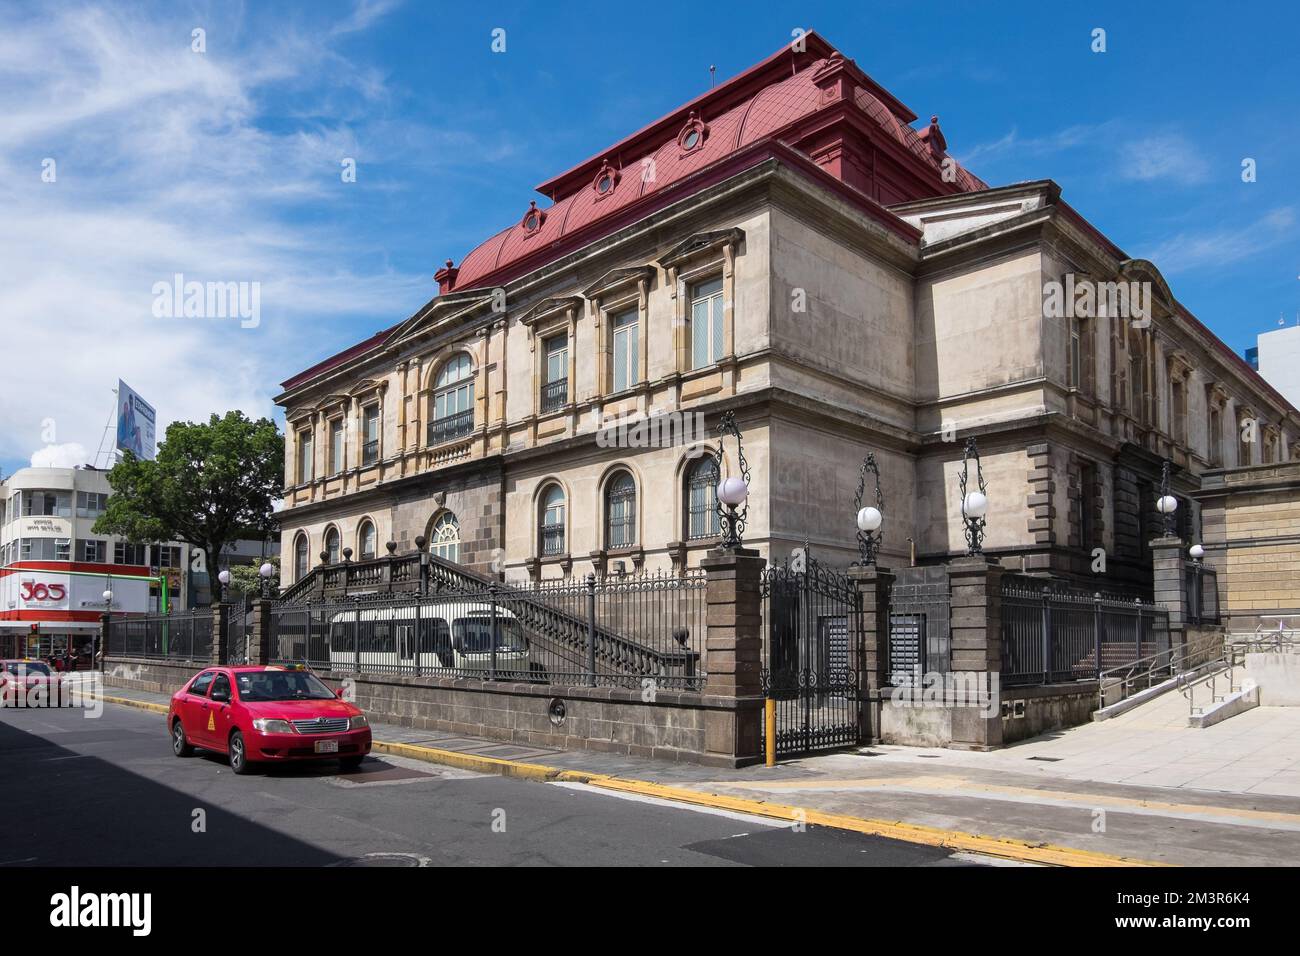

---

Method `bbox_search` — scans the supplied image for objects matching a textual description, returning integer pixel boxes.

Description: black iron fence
[760,556,862,756]
[1000,575,1170,687]
[887,571,951,687]
[113,609,214,663]
[267,569,708,691]
[1184,563,1220,625]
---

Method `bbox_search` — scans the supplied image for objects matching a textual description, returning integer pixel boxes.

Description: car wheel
[339,755,364,771]
[229,730,255,775]
[172,719,195,757]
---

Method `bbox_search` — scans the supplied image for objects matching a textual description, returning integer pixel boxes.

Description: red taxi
[0,660,67,706]
[167,665,371,775]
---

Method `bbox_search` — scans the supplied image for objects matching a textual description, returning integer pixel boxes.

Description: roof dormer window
[521,200,545,234]
[677,111,708,153]
[592,159,619,199]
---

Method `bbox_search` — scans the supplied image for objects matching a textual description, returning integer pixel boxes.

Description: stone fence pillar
[849,565,894,745]
[210,603,231,665]
[98,612,111,671]
[946,556,1004,751]
[701,546,764,765]
[1151,536,1186,640]
[250,599,273,666]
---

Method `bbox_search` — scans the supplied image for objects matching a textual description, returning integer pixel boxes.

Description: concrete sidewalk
[93,684,1300,866]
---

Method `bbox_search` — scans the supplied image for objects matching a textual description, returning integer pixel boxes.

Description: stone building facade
[274,33,1298,598]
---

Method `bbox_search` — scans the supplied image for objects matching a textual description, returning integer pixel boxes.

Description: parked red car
[0,660,66,706]
[167,665,371,775]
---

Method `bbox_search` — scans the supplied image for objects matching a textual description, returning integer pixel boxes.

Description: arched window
[358,520,377,560]
[539,484,566,556]
[605,471,637,549]
[429,353,475,444]
[430,511,460,563]
[685,456,720,540]
[294,534,309,582]
[324,527,341,564]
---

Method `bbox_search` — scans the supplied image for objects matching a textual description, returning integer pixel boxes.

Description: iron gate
[760,553,863,756]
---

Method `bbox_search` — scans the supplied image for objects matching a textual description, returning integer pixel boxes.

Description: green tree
[226,555,280,599]
[95,411,283,599]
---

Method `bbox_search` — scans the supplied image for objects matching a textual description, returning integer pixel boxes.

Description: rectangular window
[362,405,379,465]
[21,538,66,561]
[81,540,107,563]
[610,308,639,393]
[76,491,108,518]
[1208,405,1222,465]
[330,420,344,475]
[114,542,148,566]
[541,333,568,412]
[297,430,313,484]
[1171,378,1187,445]
[689,277,724,370]
[23,491,71,517]
[157,545,182,569]
[1239,422,1252,466]
[1079,463,1096,550]
[1069,318,1081,389]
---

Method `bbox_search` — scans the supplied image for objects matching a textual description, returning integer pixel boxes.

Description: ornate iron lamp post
[258,561,276,600]
[714,411,750,549]
[959,437,989,556]
[415,534,430,595]
[1156,458,1179,538]
[852,453,884,567]
[217,568,231,604]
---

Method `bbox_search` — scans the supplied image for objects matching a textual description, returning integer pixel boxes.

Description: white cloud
[1140,207,1296,274]
[1118,133,1211,185]
[31,443,92,469]
[0,2,429,466]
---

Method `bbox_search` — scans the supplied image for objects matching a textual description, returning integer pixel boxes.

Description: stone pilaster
[1151,535,1185,636]
[210,603,231,665]
[946,556,1004,751]
[250,599,273,666]
[849,565,894,745]
[700,546,764,764]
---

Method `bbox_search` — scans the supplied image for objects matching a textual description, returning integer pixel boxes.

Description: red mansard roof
[281,32,985,391]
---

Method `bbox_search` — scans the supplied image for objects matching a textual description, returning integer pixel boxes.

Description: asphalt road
[0,702,981,867]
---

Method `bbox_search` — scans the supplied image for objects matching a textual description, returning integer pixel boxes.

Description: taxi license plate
[314,740,339,754]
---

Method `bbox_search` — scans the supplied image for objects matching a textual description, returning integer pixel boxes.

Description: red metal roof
[451,37,985,292]
[281,33,985,392]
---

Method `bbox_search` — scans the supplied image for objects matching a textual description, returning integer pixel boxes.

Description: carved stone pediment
[658,228,744,270]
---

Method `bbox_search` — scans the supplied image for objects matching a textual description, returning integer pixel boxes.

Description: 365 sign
[20,581,68,604]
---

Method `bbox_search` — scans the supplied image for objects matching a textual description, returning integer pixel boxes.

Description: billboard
[116,379,157,461]
[1,570,151,616]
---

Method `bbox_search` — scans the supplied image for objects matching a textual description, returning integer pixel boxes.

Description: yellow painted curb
[99,694,169,716]
[370,739,1165,867]
[98,696,1163,867]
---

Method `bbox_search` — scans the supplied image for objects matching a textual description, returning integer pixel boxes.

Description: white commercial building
[1256,324,1300,412]
[0,465,276,662]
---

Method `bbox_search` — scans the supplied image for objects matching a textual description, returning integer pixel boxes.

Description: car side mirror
[451,636,463,653]
[212,689,230,703]
[335,688,345,699]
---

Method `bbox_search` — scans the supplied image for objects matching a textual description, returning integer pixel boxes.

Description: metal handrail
[1097,631,1222,711]
[1178,642,1247,716]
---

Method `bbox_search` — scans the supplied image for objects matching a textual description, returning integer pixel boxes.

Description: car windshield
[236,671,335,702]
[8,662,50,676]
[453,617,525,654]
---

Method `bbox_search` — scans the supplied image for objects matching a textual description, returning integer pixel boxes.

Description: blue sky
[1,0,1296,478]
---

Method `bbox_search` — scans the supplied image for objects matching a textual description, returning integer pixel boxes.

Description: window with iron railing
[606,472,637,549]
[686,457,720,539]
[540,523,566,556]
[427,408,474,445]
[540,377,568,413]
[361,439,379,465]
[539,483,566,556]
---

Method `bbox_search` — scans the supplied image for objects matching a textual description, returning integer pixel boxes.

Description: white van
[325,601,532,677]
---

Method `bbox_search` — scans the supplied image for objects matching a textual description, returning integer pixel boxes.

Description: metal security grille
[760,553,862,756]
[888,575,950,687]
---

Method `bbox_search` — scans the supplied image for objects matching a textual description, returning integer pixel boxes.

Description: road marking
[708,775,1300,832]
[550,781,790,829]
